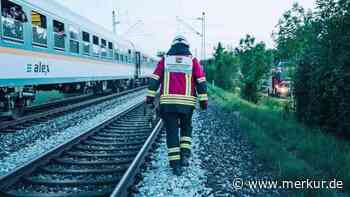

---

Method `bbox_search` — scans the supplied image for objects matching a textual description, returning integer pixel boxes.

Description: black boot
[181,155,190,167]
[170,161,182,176]
[172,166,182,176]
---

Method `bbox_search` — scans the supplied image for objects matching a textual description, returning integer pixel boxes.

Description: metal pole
[203,12,206,67]
[201,13,204,62]
[112,10,116,34]
[112,10,121,35]
[126,40,139,78]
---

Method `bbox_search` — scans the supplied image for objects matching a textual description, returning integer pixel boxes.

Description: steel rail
[0,86,147,131]
[0,100,145,191]
[110,119,163,197]
[26,93,95,112]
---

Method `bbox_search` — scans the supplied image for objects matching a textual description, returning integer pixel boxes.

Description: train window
[93,35,99,45]
[69,25,79,40]
[82,31,90,55]
[128,50,132,63]
[31,11,46,28]
[82,31,90,42]
[1,0,27,41]
[31,11,47,47]
[101,39,107,58]
[114,52,119,61]
[108,42,113,58]
[108,42,113,49]
[1,0,27,22]
[70,39,79,54]
[101,39,106,47]
[92,35,100,57]
[69,25,79,54]
[53,20,65,50]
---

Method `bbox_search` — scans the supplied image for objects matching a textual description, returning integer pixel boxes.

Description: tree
[236,35,273,103]
[274,0,350,137]
[273,3,314,63]
[207,43,239,90]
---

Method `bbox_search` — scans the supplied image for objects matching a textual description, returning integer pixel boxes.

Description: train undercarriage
[0,77,149,118]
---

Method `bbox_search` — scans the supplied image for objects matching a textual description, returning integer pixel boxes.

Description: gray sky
[58,0,315,58]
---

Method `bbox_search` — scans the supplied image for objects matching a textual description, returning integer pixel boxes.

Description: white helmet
[171,35,190,47]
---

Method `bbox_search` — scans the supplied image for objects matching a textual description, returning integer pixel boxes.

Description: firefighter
[146,35,208,175]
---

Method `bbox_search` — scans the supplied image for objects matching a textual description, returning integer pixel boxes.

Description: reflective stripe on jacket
[147,55,208,114]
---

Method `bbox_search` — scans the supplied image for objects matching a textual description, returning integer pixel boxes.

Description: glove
[146,96,154,105]
[146,96,155,109]
[200,100,208,110]
[148,103,155,109]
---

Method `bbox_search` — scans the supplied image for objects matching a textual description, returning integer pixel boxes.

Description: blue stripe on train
[0,76,135,87]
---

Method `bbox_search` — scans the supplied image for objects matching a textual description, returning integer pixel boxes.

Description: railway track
[25,93,96,115]
[0,101,163,197]
[0,93,96,123]
[0,86,147,133]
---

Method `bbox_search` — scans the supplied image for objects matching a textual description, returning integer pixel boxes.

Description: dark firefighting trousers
[162,112,193,168]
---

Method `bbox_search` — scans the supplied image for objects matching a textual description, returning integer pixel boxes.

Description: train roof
[17,0,132,49]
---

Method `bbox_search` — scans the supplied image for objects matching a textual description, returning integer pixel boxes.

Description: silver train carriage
[0,0,156,117]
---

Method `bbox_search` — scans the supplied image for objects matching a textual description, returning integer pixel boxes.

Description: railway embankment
[208,86,349,196]
[195,102,284,196]
[135,86,348,196]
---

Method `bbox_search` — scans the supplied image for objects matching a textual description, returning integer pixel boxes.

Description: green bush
[236,35,273,103]
[274,1,350,137]
[206,43,239,91]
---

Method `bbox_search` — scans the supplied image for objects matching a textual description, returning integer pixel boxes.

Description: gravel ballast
[136,102,285,196]
[0,90,145,176]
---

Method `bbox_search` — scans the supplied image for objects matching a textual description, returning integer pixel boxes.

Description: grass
[208,85,350,197]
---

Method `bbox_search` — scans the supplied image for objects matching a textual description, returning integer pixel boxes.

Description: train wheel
[11,98,26,119]
[112,88,120,93]
[11,107,24,119]
[83,87,93,94]
[93,82,104,95]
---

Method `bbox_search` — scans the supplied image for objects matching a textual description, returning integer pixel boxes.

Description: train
[0,0,156,117]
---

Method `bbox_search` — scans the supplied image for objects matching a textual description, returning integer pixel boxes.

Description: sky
[57,0,315,58]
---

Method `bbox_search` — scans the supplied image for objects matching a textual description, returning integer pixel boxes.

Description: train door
[0,0,2,43]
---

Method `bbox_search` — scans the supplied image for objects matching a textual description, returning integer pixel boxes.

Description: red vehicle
[269,68,290,97]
